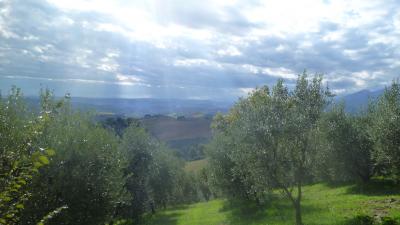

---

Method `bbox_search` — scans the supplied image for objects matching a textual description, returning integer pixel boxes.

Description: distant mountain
[75,98,234,117]
[26,97,234,117]
[335,88,384,113]
[24,88,387,116]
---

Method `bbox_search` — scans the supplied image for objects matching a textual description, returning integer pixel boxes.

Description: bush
[381,217,400,225]
[345,215,376,225]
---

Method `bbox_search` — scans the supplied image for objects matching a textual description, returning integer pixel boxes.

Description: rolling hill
[335,88,384,113]
[140,115,212,160]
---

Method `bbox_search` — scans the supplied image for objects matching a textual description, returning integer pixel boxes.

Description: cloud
[0,0,399,99]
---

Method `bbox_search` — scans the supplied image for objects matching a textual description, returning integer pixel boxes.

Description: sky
[0,0,399,100]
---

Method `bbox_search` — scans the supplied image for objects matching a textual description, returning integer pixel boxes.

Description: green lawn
[144,181,400,225]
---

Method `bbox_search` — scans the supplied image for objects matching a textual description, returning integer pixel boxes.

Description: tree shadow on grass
[322,178,400,196]
[167,204,190,211]
[219,198,270,224]
[345,179,400,196]
[324,181,354,189]
[219,196,324,225]
[144,212,181,225]
[142,205,190,225]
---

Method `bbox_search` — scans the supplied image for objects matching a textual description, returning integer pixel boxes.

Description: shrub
[345,215,376,225]
[381,217,400,225]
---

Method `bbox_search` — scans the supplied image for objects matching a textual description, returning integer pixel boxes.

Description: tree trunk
[294,200,302,225]
[295,151,304,225]
[275,172,304,225]
[281,186,303,225]
[150,201,156,214]
[295,181,303,225]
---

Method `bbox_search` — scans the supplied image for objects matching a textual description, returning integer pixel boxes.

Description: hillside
[184,158,208,173]
[145,181,400,225]
[140,116,212,141]
[140,115,213,160]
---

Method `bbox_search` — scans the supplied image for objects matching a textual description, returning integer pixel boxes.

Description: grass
[144,181,400,225]
[184,159,208,173]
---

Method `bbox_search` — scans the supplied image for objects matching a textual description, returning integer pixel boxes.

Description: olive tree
[119,125,154,220]
[0,88,64,224]
[120,124,199,218]
[317,105,374,182]
[207,73,331,225]
[149,144,185,209]
[207,114,261,201]
[369,81,400,180]
[21,95,129,225]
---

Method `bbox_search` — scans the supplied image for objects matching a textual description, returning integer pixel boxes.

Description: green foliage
[1,87,130,225]
[207,72,331,224]
[101,117,140,137]
[206,132,254,200]
[119,125,156,219]
[197,168,212,201]
[149,145,188,207]
[317,105,374,182]
[0,86,197,224]
[369,81,400,180]
[345,215,375,225]
[0,86,202,224]
[0,150,52,225]
[381,217,400,225]
[21,103,129,225]
[166,138,208,160]
[119,124,198,220]
[0,87,60,225]
[36,205,68,225]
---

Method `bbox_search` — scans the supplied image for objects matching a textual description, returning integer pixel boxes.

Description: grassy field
[144,181,400,225]
[184,158,208,173]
